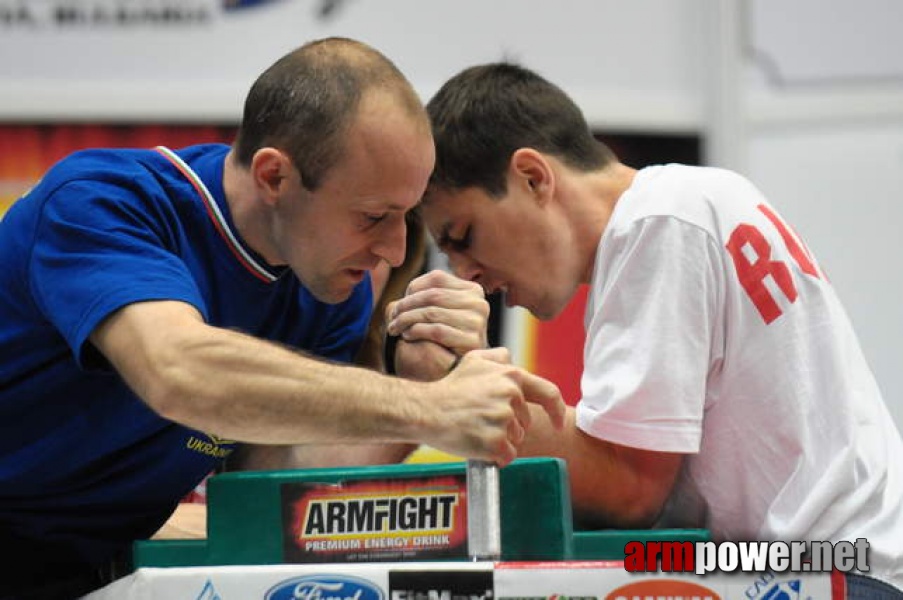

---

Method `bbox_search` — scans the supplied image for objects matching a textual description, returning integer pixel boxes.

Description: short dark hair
[234,37,423,191]
[426,62,617,197]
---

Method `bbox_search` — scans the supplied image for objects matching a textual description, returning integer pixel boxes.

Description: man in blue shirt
[0,39,564,598]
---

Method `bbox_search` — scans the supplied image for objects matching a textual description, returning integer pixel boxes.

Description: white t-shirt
[576,164,903,588]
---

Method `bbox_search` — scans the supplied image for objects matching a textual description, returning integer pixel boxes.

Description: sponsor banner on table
[281,475,469,563]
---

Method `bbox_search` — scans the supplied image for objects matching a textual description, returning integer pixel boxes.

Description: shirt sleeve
[28,179,206,370]
[576,215,725,453]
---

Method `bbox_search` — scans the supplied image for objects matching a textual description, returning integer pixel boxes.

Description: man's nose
[447,251,483,284]
[372,214,407,268]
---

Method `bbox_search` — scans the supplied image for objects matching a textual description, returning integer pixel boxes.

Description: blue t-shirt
[0,144,372,567]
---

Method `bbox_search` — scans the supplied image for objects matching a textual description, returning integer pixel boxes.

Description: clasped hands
[385,270,565,465]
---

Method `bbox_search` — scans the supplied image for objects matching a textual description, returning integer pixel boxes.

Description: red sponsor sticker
[606,579,721,600]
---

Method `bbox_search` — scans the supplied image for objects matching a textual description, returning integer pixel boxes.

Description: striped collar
[155,145,279,283]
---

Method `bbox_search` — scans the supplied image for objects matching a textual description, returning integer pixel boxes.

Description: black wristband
[383,333,400,375]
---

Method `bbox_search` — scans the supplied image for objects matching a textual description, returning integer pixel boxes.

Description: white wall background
[1,0,901,428]
[0,0,707,129]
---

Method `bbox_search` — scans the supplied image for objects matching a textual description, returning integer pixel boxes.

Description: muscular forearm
[520,406,682,529]
[153,330,435,444]
[92,300,565,466]
[93,302,435,446]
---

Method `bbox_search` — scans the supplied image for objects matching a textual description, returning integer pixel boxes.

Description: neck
[564,161,637,283]
[222,149,283,265]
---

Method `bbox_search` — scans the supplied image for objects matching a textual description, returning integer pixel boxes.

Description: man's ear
[250,148,291,205]
[510,148,554,203]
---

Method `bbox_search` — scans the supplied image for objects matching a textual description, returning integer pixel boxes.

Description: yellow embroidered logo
[206,434,233,446]
[186,433,235,459]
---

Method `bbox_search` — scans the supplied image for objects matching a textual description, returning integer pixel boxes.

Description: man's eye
[449,227,472,252]
[365,213,387,224]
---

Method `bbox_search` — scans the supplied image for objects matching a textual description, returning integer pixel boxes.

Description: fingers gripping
[514,369,566,430]
[439,351,563,465]
[405,269,486,297]
[389,272,490,352]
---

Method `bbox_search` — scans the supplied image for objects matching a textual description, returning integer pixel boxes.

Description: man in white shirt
[389,61,903,595]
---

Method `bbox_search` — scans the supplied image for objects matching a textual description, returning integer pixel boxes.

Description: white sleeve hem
[576,403,701,454]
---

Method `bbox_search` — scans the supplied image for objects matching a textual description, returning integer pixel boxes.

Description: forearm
[520,405,682,529]
[228,442,417,471]
[92,300,565,466]
[158,329,432,444]
[94,304,434,446]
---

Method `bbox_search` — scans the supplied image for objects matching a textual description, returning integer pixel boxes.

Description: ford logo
[266,575,385,600]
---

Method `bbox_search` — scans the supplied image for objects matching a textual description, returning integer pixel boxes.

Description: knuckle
[478,304,490,319]
[392,314,412,332]
[422,326,449,347]
[423,306,442,323]
[466,279,486,296]
[407,271,434,294]
[408,322,434,340]
[430,288,449,305]
[424,270,445,286]
[412,288,442,307]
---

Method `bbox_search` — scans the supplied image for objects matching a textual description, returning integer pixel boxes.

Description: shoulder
[611,164,767,234]
[21,148,165,215]
[27,145,227,220]
[37,144,227,195]
[44,147,162,181]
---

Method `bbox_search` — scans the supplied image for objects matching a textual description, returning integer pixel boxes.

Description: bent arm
[90,300,564,465]
[520,406,683,529]
[90,299,433,445]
